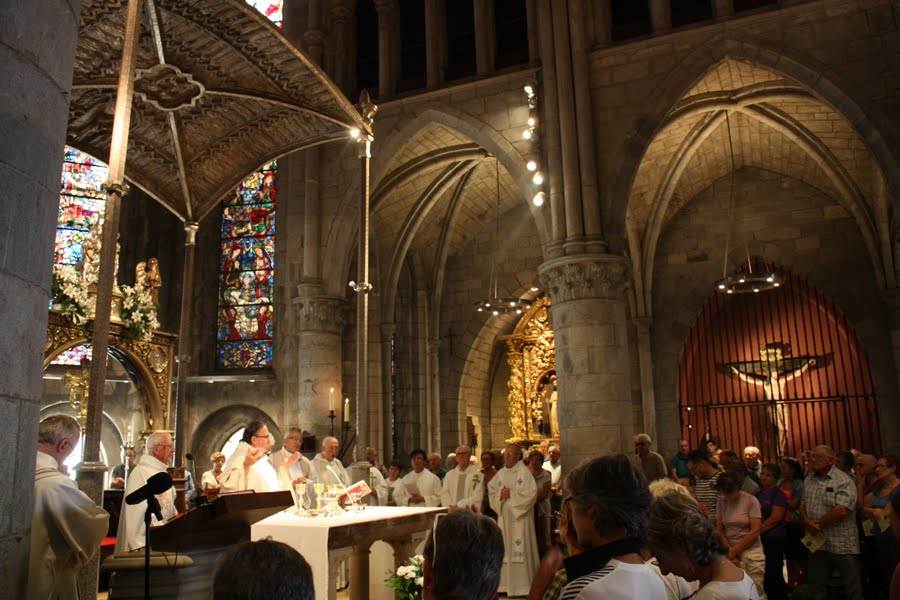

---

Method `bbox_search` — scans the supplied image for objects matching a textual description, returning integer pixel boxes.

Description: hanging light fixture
[715,111,782,295]
[474,157,532,317]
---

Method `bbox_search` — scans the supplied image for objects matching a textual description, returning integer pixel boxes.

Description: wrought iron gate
[678,267,882,460]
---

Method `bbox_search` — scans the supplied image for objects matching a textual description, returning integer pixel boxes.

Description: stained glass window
[246,0,283,27]
[51,344,91,366]
[55,147,107,267]
[216,162,277,369]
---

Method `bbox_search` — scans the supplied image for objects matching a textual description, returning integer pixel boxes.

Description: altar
[252,506,445,600]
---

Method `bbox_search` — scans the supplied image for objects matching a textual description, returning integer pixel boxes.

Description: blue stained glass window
[55,147,107,267]
[246,0,283,27]
[216,162,277,369]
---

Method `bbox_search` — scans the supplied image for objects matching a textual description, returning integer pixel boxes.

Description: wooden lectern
[107,491,292,600]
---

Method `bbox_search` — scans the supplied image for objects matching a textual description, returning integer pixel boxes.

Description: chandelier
[474,157,532,317]
[715,111,782,295]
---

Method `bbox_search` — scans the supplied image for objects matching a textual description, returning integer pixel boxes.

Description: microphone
[184,452,207,508]
[126,472,174,506]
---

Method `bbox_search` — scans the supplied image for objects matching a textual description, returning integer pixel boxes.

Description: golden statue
[146,258,162,304]
[64,359,91,427]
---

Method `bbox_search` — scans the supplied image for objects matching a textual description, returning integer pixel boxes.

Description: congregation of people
[27,413,900,600]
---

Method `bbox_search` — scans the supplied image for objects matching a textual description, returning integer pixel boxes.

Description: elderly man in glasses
[488,443,538,597]
[440,444,482,511]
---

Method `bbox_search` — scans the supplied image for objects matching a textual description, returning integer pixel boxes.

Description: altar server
[220,421,282,493]
[488,443,539,597]
[270,427,314,484]
[394,448,442,507]
[116,431,178,553]
[441,444,483,511]
[311,436,350,486]
[29,415,109,599]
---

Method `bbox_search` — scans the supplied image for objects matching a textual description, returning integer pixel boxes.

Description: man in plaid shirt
[800,445,863,599]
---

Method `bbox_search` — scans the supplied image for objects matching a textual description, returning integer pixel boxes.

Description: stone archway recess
[613,38,898,319]
[190,404,282,472]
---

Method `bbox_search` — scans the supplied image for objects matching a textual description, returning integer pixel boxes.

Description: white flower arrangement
[385,554,424,599]
[120,283,159,341]
[51,264,92,325]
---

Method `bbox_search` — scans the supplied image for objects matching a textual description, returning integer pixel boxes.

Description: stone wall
[0,0,82,594]
[652,168,899,455]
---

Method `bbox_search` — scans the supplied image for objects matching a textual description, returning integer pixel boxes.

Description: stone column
[536,0,566,247]
[304,0,324,66]
[425,0,443,89]
[712,0,734,19]
[348,544,372,600]
[380,322,396,460]
[593,0,612,48]
[173,221,199,459]
[538,254,635,470]
[473,0,495,76]
[525,0,539,61]
[880,289,900,450]
[295,287,347,441]
[649,0,671,33]
[633,317,657,442]
[330,2,352,91]
[0,1,82,594]
[374,0,395,98]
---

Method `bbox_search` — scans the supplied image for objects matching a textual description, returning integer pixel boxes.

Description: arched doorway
[678,266,882,458]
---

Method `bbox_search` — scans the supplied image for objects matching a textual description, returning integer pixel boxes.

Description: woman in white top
[201,451,226,493]
[647,490,760,600]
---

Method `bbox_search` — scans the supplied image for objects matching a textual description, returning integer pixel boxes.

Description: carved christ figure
[719,343,823,456]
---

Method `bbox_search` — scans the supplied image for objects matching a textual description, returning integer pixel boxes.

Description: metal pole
[174,222,198,463]
[354,134,372,460]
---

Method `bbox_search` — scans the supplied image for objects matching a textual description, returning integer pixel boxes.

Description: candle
[329,387,335,412]
[343,397,350,423]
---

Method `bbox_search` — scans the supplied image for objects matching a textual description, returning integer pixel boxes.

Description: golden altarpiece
[498,297,558,445]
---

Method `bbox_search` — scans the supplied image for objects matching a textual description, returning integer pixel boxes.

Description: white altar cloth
[252,506,442,600]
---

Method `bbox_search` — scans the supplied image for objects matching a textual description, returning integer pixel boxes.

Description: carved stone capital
[101,182,129,197]
[295,295,347,333]
[303,29,324,48]
[538,254,630,304]
[330,6,351,25]
[183,221,199,245]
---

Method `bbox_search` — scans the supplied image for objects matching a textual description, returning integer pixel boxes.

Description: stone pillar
[425,0,443,89]
[880,289,900,451]
[173,222,199,459]
[712,0,734,19]
[0,1,82,594]
[536,0,566,248]
[525,0,539,61]
[538,254,634,470]
[374,0,394,98]
[473,0,495,76]
[304,0,324,65]
[633,317,657,442]
[295,287,347,441]
[380,322,396,460]
[649,0,671,33]
[593,0,612,48]
[330,2,352,92]
[348,544,372,600]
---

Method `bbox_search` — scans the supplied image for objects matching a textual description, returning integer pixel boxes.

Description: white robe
[200,469,221,491]
[488,460,539,597]
[386,478,402,504]
[370,466,389,505]
[28,452,109,600]
[440,464,484,510]
[392,469,442,507]
[310,453,350,486]
[219,441,284,493]
[270,447,315,482]
[116,454,178,553]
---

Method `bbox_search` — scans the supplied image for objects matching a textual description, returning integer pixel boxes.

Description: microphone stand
[186,455,207,508]
[144,496,162,600]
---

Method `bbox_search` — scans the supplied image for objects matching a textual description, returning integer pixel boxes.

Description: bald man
[441,444,483,511]
[310,436,349,486]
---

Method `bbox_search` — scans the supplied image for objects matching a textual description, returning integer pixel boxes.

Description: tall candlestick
[329,387,335,412]
[343,397,350,423]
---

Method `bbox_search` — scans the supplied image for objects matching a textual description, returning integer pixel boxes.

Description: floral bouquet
[120,283,159,341]
[52,265,91,325]
[385,554,424,600]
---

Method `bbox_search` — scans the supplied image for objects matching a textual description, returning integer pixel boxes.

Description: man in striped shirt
[688,449,722,518]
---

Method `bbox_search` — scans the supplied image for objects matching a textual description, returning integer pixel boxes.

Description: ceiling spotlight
[485,302,491,308]
[718,284,726,290]
[530,286,539,292]
[726,289,734,294]
[477,307,483,312]
[522,128,532,140]
[532,191,545,207]
[249,379,256,383]
[509,301,517,307]
[523,84,534,96]
[527,116,536,127]
[492,310,500,316]
[766,276,774,282]
[738,278,745,284]
[526,160,537,172]
[774,282,780,287]
[753,288,760,293]
[516,309,522,314]
[532,171,544,185]
[349,128,361,139]
[207,380,214,384]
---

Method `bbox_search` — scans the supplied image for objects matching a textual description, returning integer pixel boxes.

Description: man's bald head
[809,445,835,475]
[322,437,339,460]
[503,444,523,468]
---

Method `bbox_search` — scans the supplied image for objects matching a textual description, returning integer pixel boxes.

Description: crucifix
[718,343,825,456]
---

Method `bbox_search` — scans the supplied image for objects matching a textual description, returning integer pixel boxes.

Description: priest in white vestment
[220,421,284,493]
[310,436,350,486]
[29,415,109,600]
[441,444,483,511]
[116,431,178,553]
[269,427,315,483]
[488,443,539,597]
[370,462,389,505]
[393,449,442,507]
